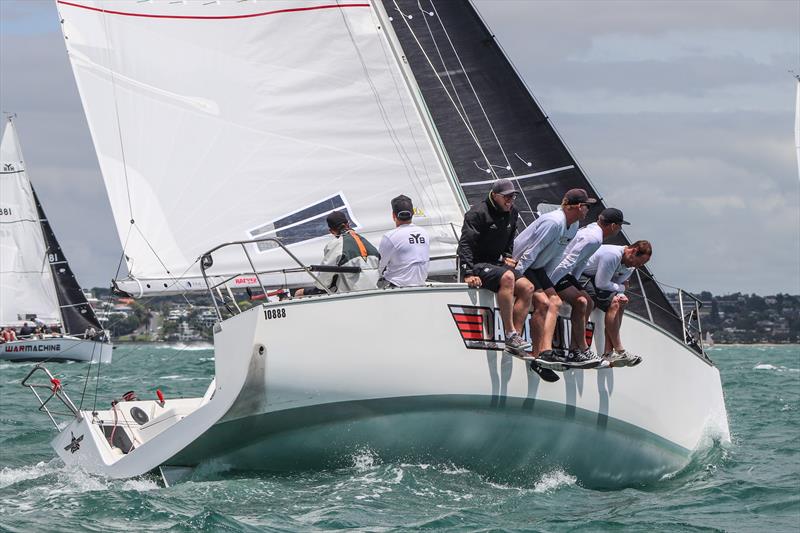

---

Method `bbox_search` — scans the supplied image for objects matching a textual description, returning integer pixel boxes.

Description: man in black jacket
[457,179,560,382]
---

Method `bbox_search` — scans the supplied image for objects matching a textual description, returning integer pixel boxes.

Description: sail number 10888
[264,308,286,320]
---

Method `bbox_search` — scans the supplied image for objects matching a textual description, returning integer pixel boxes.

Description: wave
[753,363,799,372]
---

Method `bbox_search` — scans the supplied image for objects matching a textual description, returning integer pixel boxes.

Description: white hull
[2,336,112,363]
[50,286,728,487]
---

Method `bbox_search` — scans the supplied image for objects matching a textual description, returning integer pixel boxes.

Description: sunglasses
[500,192,518,200]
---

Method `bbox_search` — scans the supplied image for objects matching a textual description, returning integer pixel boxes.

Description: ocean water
[0,344,797,532]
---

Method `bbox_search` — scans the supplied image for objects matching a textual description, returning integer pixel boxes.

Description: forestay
[58,0,466,296]
[0,120,61,326]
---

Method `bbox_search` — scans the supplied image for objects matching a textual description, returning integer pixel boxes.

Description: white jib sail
[59,0,466,295]
[0,120,62,326]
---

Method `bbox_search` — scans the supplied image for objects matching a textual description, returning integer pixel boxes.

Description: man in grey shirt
[581,240,652,366]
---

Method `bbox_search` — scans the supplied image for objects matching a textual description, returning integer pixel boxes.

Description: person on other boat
[579,240,652,366]
[2,327,18,342]
[0,327,10,343]
[512,188,595,370]
[85,326,98,340]
[547,207,628,368]
[378,195,429,288]
[456,179,538,359]
[19,322,34,336]
[294,210,380,296]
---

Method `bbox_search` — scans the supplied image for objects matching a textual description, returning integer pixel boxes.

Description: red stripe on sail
[57,1,370,20]
[459,331,483,340]
[457,323,482,332]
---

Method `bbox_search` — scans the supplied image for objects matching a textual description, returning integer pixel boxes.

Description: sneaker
[603,351,628,368]
[604,350,640,367]
[535,350,569,371]
[617,349,643,367]
[529,360,560,382]
[503,332,532,355]
[564,348,601,369]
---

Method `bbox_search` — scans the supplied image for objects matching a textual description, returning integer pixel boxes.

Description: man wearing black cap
[547,207,628,368]
[378,195,430,287]
[581,240,652,366]
[512,188,596,370]
[457,179,555,380]
[295,210,380,296]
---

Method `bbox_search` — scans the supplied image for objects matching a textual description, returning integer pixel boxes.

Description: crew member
[580,240,652,366]
[513,188,595,370]
[548,207,628,367]
[456,179,559,382]
[295,211,380,296]
[378,195,429,287]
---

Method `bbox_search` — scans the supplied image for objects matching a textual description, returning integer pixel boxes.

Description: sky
[0,0,798,295]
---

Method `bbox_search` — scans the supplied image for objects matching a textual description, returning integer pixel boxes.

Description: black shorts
[553,274,582,293]
[472,263,520,293]
[579,275,615,312]
[523,267,554,291]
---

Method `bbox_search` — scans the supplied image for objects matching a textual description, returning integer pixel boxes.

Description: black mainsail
[31,186,103,335]
[382,0,685,342]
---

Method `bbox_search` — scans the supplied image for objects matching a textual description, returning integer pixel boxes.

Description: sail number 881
[264,308,286,320]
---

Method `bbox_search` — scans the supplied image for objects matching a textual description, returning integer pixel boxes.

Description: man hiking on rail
[295,210,380,296]
[512,188,595,371]
[456,179,559,383]
[548,207,628,368]
[580,240,652,367]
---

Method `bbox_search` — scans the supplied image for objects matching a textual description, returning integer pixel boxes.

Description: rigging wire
[336,0,437,218]
[391,1,497,181]
[370,5,449,228]
[426,0,537,223]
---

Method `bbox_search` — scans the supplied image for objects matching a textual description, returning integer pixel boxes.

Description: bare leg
[512,277,535,335]
[531,290,549,354]
[558,286,588,350]
[496,270,516,335]
[540,288,562,353]
[604,298,625,353]
[614,300,628,350]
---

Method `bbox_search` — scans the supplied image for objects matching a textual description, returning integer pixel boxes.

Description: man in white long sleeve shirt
[379,195,429,287]
[548,208,627,367]
[580,240,652,366]
[512,188,595,369]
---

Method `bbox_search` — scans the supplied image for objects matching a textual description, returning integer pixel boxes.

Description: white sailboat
[25,0,728,487]
[1,117,112,363]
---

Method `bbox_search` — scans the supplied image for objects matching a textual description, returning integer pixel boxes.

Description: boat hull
[1,336,112,363]
[50,286,728,485]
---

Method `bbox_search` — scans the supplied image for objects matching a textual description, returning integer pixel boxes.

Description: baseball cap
[326,210,349,230]
[391,195,414,221]
[563,188,597,205]
[491,178,517,196]
[600,207,630,225]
